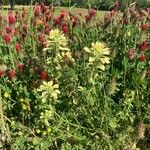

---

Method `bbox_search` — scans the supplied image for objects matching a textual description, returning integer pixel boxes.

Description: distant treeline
[1,0,150,10]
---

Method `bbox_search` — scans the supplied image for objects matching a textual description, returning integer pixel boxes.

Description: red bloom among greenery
[8,14,16,24]
[3,33,11,44]
[141,23,149,31]
[0,3,150,150]
[6,26,12,34]
[139,54,146,61]
[8,69,16,79]
[139,41,149,51]
[60,11,66,19]
[15,43,22,53]
[62,25,68,33]
[17,63,25,72]
[34,4,40,17]
[40,71,48,80]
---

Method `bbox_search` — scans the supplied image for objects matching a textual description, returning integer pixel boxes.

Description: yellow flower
[47,127,52,133]
[19,98,30,110]
[40,109,53,126]
[127,31,131,36]
[43,29,69,52]
[61,51,72,59]
[4,92,10,98]
[22,104,30,110]
[91,42,110,55]
[19,98,25,102]
[58,51,75,63]
[37,81,60,103]
[84,41,110,70]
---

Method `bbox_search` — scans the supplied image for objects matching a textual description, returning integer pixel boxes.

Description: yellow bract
[84,41,110,71]
[43,29,69,52]
[4,92,10,98]
[40,109,53,126]
[127,31,131,36]
[37,81,60,103]
[91,42,110,55]
[47,127,52,133]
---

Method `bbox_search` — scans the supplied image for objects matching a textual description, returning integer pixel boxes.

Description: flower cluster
[37,81,60,103]
[84,42,110,70]
[0,2,150,149]
[43,29,69,52]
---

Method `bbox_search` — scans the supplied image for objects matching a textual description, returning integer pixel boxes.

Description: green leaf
[32,137,41,145]
[109,117,117,129]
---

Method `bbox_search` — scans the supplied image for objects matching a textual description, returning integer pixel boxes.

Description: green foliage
[0,3,150,150]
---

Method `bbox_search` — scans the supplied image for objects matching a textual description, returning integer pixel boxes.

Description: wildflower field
[0,2,150,150]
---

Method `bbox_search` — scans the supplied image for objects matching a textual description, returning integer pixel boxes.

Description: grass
[1,5,106,20]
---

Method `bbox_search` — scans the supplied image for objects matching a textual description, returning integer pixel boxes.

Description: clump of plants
[0,2,150,150]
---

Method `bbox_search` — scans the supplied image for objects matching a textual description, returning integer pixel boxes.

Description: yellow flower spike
[84,41,110,71]
[37,80,60,103]
[22,104,28,110]
[4,92,10,98]
[127,31,131,36]
[43,29,69,52]
[19,98,24,102]
[47,127,52,133]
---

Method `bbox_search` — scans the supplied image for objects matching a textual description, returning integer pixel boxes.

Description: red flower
[60,11,66,19]
[34,5,40,17]
[45,10,50,16]
[141,24,149,31]
[8,69,16,79]
[85,15,91,22]
[38,33,44,43]
[62,25,68,33]
[139,41,149,51]
[146,8,150,13]
[17,63,25,72]
[139,54,146,62]
[114,1,119,8]
[45,14,51,22]
[8,14,15,24]
[110,10,115,17]
[6,26,12,34]
[41,3,47,14]
[88,9,96,17]
[45,25,51,34]
[3,33,11,44]
[15,43,22,53]
[53,17,61,25]
[40,71,47,80]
